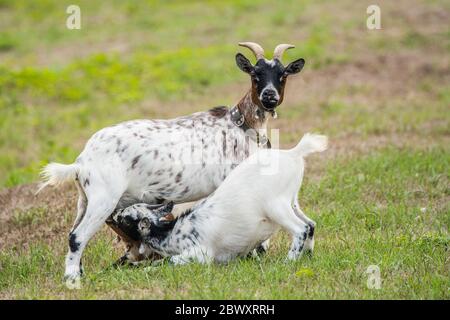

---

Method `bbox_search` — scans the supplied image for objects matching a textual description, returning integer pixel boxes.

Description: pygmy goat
[111,134,328,264]
[38,42,306,284]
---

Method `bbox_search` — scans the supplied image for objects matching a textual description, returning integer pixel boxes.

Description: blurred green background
[0,0,448,187]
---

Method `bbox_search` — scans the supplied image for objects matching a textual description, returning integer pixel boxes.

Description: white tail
[36,162,79,194]
[292,133,328,158]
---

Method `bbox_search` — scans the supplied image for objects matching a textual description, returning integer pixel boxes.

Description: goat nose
[262,89,276,98]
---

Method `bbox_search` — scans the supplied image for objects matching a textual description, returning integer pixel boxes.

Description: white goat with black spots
[112,134,328,264]
[38,42,306,286]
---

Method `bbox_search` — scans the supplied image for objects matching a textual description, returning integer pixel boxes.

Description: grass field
[0,0,449,299]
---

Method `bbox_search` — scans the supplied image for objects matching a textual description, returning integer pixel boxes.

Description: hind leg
[292,197,316,253]
[268,201,310,261]
[70,179,88,233]
[64,188,120,288]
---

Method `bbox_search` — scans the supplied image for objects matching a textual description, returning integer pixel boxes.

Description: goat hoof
[64,273,81,289]
[304,237,315,254]
[303,249,314,258]
[286,251,300,261]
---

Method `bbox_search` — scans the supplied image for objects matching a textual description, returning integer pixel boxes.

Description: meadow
[0,0,448,299]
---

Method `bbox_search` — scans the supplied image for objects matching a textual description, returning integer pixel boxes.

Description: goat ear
[159,213,175,223]
[284,58,305,76]
[235,53,254,74]
[162,201,174,213]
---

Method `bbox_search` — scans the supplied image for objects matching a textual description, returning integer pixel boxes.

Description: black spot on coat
[208,106,229,118]
[181,186,189,195]
[69,233,80,253]
[222,130,227,156]
[131,155,141,169]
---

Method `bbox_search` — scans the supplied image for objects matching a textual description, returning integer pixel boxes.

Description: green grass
[0,0,449,299]
[0,147,448,299]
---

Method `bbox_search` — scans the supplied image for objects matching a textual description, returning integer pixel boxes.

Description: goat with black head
[234,42,305,122]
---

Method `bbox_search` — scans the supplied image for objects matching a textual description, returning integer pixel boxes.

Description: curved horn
[273,43,295,61]
[238,42,265,60]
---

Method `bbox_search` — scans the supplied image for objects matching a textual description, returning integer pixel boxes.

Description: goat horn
[273,43,295,61]
[238,42,265,60]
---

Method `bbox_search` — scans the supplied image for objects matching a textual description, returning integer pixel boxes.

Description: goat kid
[39,42,305,285]
[111,134,328,264]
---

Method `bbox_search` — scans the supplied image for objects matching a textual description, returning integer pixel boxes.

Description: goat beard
[271,110,278,119]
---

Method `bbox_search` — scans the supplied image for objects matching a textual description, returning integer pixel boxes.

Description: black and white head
[113,202,175,241]
[235,42,305,111]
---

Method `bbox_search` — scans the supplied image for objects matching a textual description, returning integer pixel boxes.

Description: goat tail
[36,162,80,194]
[292,133,328,158]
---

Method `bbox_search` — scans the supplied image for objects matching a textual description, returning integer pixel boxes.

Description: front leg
[169,254,192,265]
[169,246,213,265]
